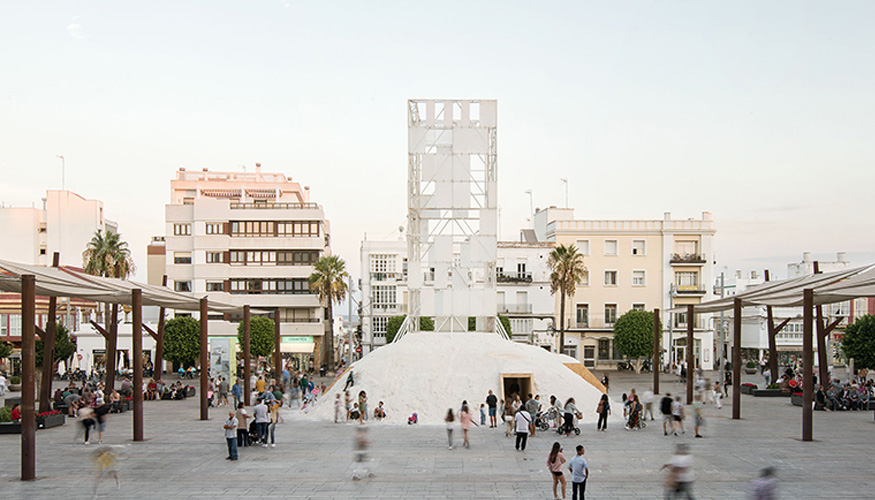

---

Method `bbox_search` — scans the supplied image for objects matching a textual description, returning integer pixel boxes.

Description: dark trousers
[572,479,586,500]
[226,437,238,459]
[665,481,694,499]
[515,431,528,450]
[83,419,95,442]
[237,428,249,447]
[257,422,268,443]
[597,412,608,430]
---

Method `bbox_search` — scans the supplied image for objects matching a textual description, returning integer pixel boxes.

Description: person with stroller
[562,398,581,437]
[625,394,642,430]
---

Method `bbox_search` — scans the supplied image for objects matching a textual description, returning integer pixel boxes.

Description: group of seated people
[815,379,873,411]
[54,381,122,415]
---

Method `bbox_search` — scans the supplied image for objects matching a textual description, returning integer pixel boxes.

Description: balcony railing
[282,317,321,323]
[497,272,533,283]
[370,272,402,282]
[372,303,402,312]
[675,285,706,295]
[230,202,319,210]
[670,253,706,264]
[498,303,533,314]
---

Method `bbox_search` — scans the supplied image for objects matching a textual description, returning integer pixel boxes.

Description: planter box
[744,368,758,375]
[5,397,22,408]
[790,394,804,406]
[8,384,21,392]
[0,422,22,434]
[37,413,66,429]
[740,385,757,395]
[752,389,786,397]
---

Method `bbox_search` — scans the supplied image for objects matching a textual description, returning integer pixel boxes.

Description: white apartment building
[359,234,556,354]
[535,207,717,370]
[164,165,331,367]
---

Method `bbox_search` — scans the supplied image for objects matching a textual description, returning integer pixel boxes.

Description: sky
[2,1,874,290]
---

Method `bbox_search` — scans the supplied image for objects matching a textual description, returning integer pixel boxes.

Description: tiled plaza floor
[1,371,873,499]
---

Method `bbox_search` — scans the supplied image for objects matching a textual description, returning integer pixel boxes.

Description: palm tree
[548,244,586,355]
[82,230,135,391]
[309,255,349,368]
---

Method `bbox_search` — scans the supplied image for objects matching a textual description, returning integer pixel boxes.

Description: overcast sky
[2,1,874,287]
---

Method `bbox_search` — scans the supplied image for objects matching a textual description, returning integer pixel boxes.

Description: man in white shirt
[253,399,270,447]
[513,407,531,451]
[223,411,238,460]
[568,445,589,500]
[0,372,7,397]
[661,444,694,499]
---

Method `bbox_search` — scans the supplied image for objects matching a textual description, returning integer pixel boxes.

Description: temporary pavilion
[0,258,273,481]
[658,263,875,442]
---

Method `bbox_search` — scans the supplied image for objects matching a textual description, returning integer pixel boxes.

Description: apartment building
[359,234,555,353]
[164,165,330,366]
[535,207,717,370]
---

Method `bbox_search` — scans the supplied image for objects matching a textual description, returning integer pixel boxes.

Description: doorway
[500,373,534,403]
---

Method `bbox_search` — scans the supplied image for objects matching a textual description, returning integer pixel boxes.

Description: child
[479,403,487,426]
[445,408,455,449]
[407,412,418,425]
[352,426,375,480]
[334,394,344,423]
[349,403,361,421]
[374,401,386,420]
[568,445,588,500]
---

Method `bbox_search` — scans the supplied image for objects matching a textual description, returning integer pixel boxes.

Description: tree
[0,341,12,360]
[237,316,275,358]
[309,255,348,367]
[36,324,77,368]
[842,314,875,370]
[613,309,659,373]
[498,315,512,336]
[163,317,201,368]
[466,315,512,335]
[548,244,586,355]
[385,315,434,343]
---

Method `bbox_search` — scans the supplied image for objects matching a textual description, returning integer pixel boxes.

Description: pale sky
[2,1,874,287]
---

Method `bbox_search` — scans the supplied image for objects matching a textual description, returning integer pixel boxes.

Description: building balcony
[497,272,533,283]
[370,272,403,282]
[674,285,706,295]
[498,303,533,314]
[230,202,319,210]
[670,253,706,265]
[371,303,403,314]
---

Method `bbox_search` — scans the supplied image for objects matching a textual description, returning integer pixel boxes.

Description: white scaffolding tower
[405,99,498,334]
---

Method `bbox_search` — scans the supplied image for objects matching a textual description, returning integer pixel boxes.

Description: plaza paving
[1,371,873,499]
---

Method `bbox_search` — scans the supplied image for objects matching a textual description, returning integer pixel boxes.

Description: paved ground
[1,370,873,499]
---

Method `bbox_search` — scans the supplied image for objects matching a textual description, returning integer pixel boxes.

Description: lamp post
[560,179,568,209]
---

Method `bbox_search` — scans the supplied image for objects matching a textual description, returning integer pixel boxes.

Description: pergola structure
[0,258,272,480]
[658,264,875,441]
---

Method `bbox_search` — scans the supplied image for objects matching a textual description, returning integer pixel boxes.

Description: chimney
[255,163,262,174]
[837,252,847,263]
[664,212,671,221]
[702,211,712,220]
[802,252,811,263]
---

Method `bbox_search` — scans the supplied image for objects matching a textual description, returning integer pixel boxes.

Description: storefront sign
[281,336,314,344]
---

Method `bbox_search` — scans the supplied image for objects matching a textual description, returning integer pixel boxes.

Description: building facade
[163,165,330,367]
[535,207,717,370]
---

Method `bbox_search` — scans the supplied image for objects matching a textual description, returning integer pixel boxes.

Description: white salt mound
[307,332,623,425]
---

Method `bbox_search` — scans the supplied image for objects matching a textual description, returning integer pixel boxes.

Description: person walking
[344,370,355,391]
[660,393,674,436]
[514,406,532,451]
[661,444,694,499]
[563,398,580,437]
[358,390,369,424]
[445,408,455,450]
[568,444,589,500]
[504,398,516,437]
[525,394,541,437]
[671,396,685,436]
[334,394,344,423]
[596,394,610,432]
[643,390,655,420]
[713,381,723,409]
[268,400,279,447]
[547,442,567,500]
[749,467,778,499]
[223,411,239,460]
[231,379,242,409]
[235,402,250,447]
[253,398,270,446]
[601,374,609,393]
[218,376,230,407]
[459,400,478,448]
[92,446,120,495]
[486,390,498,428]
[693,394,704,438]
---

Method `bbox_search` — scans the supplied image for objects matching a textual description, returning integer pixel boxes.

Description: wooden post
[732,298,742,420]
[132,289,144,441]
[652,308,660,395]
[686,304,695,405]
[274,308,282,388]
[764,270,779,385]
[812,262,831,390]
[243,305,251,406]
[154,275,167,379]
[105,303,119,392]
[199,298,209,421]
[39,252,60,414]
[21,274,36,481]
[802,288,814,441]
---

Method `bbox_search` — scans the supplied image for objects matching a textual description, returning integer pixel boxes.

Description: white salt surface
[304,332,624,425]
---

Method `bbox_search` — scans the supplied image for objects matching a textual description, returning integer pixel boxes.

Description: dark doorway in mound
[500,373,533,404]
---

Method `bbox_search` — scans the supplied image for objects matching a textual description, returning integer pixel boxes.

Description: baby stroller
[626,407,646,430]
[556,412,581,436]
[534,411,552,432]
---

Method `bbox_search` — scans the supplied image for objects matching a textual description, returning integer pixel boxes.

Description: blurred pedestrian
[352,426,375,480]
[445,408,455,449]
[749,467,778,499]
[92,446,120,495]
[661,444,694,499]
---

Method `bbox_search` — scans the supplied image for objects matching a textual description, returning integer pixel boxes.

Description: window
[206,251,223,263]
[206,281,224,292]
[675,240,698,257]
[575,304,589,328]
[174,281,191,292]
[604,270,618,286]
[675,271,699,289]
[604,240,618,255]
[370,254,396,273]
[372,316,389,337]
[517,262,527,274]
[575,240,590,255]
[40,248,47,255]
[228,278,310,294]
[598,339,610,360]
[205,223,223,234]
[182,197,194,205]
[580,270,589,286]
[230,220,319,237]
[632,270,646,286]
[604,304,618,326]
[173,224,191,236]
[173,252,192,264]
[675,312,688,328]
[372,285,397,309]
[632,303,646,311]
[632,240,646,255]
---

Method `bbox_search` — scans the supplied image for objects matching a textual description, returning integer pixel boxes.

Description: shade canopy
[670,264,875,313]
[0,259,254,314]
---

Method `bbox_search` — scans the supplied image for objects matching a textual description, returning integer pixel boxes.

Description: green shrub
[746,360,756,369]
[9,376,21,385]
[0,406,11,423]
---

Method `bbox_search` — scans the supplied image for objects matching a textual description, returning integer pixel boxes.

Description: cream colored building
[535,207,717,370]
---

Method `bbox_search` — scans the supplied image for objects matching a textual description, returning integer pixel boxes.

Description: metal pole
[56,155,65,191]
[132,289,144,441]
[39,253,60,414]
[802,288,814,441]
[154,275,167,378]
[199,298,209,421]
[686,304,695,405]
[21,274,36,481]
[732,298,742,420]
[718,271,725,375]
[243,305,251,406]
[653,308,660,395]
[274,308,282,388]
[348,275,353,367]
